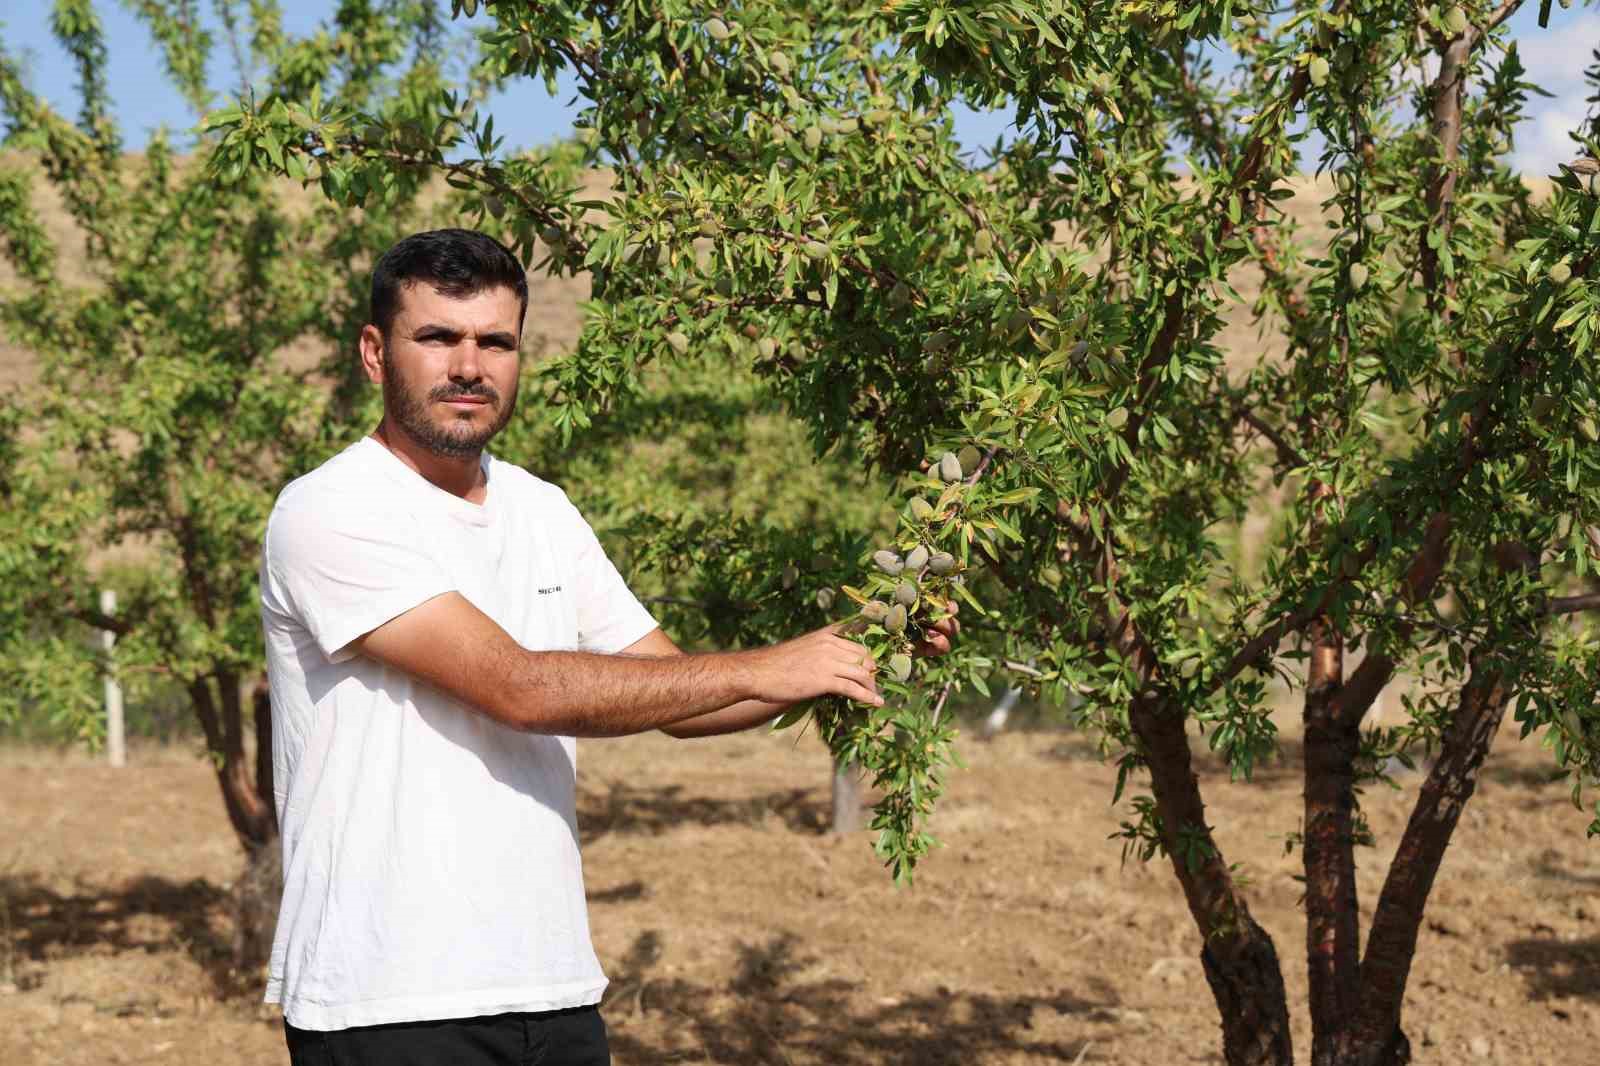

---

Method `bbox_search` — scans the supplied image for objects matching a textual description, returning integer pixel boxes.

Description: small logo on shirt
[537,585,563,595]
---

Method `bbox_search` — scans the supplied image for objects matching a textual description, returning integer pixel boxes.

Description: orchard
[209,1,1600,1060]
[0,0,452,965]
[4,0,1600,1063]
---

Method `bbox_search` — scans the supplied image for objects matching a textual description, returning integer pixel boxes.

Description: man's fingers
[839,662,878,691]
[838,679,884,706]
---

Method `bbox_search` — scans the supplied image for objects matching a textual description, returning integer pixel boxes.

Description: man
[259,228,956,1066]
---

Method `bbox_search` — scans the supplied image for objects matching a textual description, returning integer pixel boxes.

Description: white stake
[100,589,124,768]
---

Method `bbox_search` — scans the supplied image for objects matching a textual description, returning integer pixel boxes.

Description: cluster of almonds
[858,543,958,684]
[849,447,978,683]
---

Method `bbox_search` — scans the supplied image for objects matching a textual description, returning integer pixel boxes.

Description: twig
[966,445,1001,484]
[1234,406,1307,470]
[930,681,953,726]
[1484,0,1524,34]
[1546,592,1600,616]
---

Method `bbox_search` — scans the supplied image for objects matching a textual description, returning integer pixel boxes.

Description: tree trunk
[1419,34,1472,317]
[1299,480,1361,1065]
[1340,659,1512,1066]
[1132,694,1294,1066]
[190,672,280,973]
[1304,619,1360,1066]
[1200,927,1295,1066]
[830,757,862,833]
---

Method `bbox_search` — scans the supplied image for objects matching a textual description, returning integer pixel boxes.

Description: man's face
[369,282,522,459]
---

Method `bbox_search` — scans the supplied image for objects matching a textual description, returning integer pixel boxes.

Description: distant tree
[0,0,455,968]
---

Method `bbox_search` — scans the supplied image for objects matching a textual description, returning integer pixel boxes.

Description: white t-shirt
[258,436,658,1031]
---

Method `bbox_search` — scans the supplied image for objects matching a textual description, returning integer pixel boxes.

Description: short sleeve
[561,499,658,654]
[261,487,456,663]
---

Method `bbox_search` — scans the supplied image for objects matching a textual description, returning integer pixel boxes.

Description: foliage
[210,0,1600,1058]
[0,0,456,849]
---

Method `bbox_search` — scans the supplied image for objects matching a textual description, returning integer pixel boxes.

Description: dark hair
[370,228,529,340]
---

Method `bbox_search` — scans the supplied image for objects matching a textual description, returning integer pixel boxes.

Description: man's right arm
[348,591,882,737]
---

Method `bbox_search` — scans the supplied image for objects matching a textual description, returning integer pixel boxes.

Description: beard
[381,351,518,459]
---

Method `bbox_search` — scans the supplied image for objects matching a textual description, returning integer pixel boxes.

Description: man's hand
[913,599,961,658]
[740,626,883,707]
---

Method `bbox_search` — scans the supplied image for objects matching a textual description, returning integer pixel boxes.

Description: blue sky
[3,2,1598,175]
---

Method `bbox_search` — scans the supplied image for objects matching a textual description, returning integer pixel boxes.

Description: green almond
[873,549,905,575]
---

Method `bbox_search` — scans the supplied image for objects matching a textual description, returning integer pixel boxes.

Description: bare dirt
[3,713,1598,1066]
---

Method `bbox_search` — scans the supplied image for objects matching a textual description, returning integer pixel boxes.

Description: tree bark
[830,757,862,834]
[1342,659,1512,1065]
[1306,507,1456,1049]
[253,676,275,829]
[190,672,281,974]
[1132,694,1294,1066]
[211,669,277,850]
[1294,480,1358,1065]
[1200,929,1296,1066]
[1303,615,1358,1066]
[1419,34,1472,318]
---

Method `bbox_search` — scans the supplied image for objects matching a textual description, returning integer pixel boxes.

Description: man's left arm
[632,604,960,739]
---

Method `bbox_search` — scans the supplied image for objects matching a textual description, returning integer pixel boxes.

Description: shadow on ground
[0,873,241,996]
[578,780,829,840]
[1530,850,1600,890]
[600,930,1124,1065]
[1505,935,1600,1002]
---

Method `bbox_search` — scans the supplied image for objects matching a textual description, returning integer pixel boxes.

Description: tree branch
[1346,656,1513,1064]
[1330,513,1455,730]
[1546,592,1600,615]
[1419,23,1475,317]
[1235,405,1307,470]
[1301,482,1359,1055]
[1484,0,1524,34]
[72,607,131,638]
[188,676,224,757]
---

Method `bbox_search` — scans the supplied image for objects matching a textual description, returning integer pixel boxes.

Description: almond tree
[211,0,1600,1059]
[0,0,452,966]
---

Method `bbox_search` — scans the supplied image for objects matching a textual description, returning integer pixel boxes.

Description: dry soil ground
[3,715,1599,1066]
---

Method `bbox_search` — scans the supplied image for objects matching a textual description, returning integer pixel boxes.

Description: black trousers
[283,1005,609,1066]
